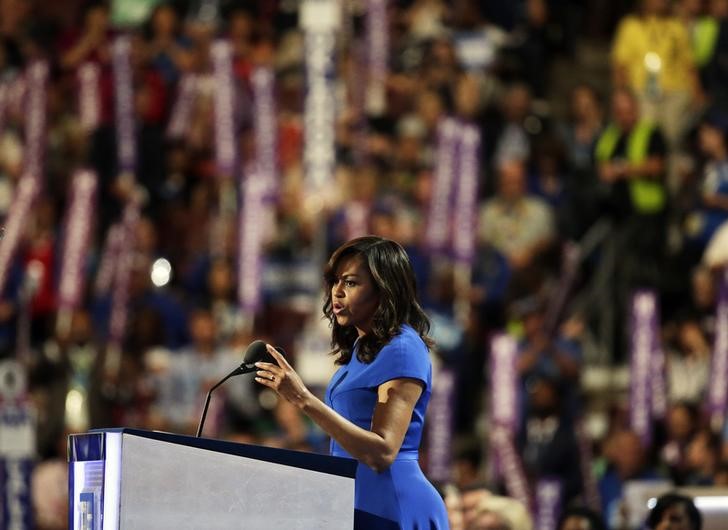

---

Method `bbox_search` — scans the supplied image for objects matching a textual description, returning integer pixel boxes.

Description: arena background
[1,0,728,528]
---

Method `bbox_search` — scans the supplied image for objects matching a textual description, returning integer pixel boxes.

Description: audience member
[660,402,700,485]
[558,83,605,237]
[611,0,699,147]
[517,373,583,502]
[492,83,536,167]
[514,296,582,419]
[478,159,555,286]
[684,428,723,485]
[645,492,702,530]
[684,112,728,259]
[598,429,662,527]
[666,317,711,405]
[556,506,607,530]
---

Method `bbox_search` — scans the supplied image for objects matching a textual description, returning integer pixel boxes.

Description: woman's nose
[333,281,344,297]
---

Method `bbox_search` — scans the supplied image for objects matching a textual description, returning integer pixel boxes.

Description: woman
[255,236,449,529]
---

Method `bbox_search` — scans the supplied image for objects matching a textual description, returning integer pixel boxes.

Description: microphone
[195,340,281,438]
[229,339,269,376]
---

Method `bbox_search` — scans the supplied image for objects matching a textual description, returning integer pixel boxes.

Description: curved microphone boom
[196,340,279,438]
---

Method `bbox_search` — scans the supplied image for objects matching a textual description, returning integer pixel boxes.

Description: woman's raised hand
[255,344,312,410]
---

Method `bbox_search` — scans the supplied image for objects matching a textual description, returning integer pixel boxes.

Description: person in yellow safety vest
[674,0,721,70]
[595,88,667,217]
[694,15,721,69]
[593,89,668,366]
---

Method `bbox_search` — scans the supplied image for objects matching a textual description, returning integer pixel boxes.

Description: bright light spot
[66,389,83,415]
[694,496,728,510]
[647,495,728,511]
[65,388,87,431]
[150,258,172,287]
[644,52,662,72]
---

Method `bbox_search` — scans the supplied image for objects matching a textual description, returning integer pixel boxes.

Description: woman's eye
[345,280,356,287]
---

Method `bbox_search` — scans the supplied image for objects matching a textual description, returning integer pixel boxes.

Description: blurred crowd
[1,0,728,529]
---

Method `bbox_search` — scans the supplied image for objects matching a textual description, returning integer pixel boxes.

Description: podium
[68,428,357,529]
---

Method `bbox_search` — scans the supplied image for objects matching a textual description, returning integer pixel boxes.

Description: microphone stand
[196,370,236,438]
[194,344,280,438]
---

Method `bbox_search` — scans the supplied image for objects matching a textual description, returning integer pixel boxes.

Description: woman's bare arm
[255,345,422,472]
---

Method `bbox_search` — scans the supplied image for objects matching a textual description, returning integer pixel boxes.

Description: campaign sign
[0,360,35,530]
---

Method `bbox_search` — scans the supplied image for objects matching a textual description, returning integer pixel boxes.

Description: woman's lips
[333,303,345,315]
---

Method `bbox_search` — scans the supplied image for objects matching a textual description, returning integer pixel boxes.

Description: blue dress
[325,325,449,529]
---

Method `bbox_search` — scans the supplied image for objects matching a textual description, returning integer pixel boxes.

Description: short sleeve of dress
[362,327,431,389]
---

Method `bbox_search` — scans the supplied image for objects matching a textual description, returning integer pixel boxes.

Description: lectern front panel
[119,434,353,529]
[69,429,356,529]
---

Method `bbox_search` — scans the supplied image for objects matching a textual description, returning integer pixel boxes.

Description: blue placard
[0,458,34,530]
[0,366,35,530]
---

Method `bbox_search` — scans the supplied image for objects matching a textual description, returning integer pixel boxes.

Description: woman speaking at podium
[255,236,449,529]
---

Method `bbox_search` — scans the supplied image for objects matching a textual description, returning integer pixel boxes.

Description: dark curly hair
[323,236,433,364]
[557,506,606,530]
[645,493,701,530]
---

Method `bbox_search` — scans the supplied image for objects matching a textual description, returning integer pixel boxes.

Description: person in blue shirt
[598,429,661,528]
[254,236,449,529]
[685,112,728,250]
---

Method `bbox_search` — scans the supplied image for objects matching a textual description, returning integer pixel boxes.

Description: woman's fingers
[255,361,278,371]
[255,375,273,386]
[255,350,310,409]
[266,344,292,369]
[255,370,278,382]
[256,346,302,398]
[255,368,281,388]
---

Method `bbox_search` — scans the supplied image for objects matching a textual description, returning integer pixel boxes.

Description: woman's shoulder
[364,325,431,386]
[387,324,427,348]
[376,325,429,365]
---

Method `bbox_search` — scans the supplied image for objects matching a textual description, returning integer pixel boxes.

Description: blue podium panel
[68,429,356,530]
[68,431,120,530]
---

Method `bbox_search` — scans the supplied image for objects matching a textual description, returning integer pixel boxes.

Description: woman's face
[331,255,379,337]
